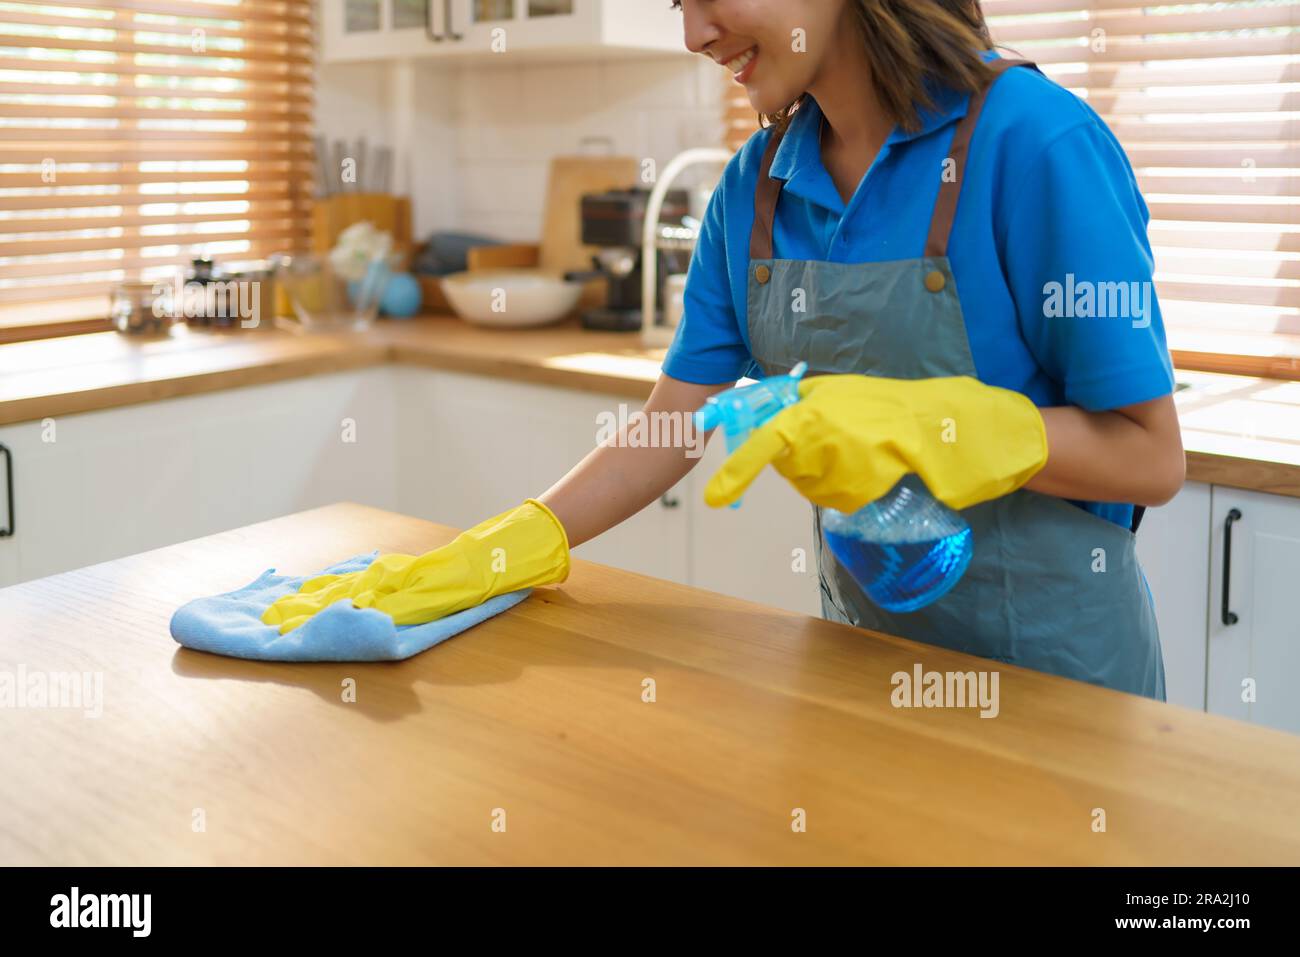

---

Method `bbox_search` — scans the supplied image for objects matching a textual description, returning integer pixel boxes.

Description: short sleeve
[661,162,753,385]
[1001,121,1176,412]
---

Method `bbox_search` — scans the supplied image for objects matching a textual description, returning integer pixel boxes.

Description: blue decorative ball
[380,272,422,318]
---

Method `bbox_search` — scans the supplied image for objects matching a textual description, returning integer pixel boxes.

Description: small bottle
[186,257,215,327]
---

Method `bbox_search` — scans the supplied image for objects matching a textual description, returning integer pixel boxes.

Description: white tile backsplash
[318,53,727,243]
[316,61,394,146]
[461,160,551,217]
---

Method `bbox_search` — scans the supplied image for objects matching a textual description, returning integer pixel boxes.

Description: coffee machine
[564,187,691,332]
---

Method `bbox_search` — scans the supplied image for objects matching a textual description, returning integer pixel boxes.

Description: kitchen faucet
[641,148,734,346]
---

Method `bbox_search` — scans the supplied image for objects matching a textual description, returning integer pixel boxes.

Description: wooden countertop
[0,313,661,426]
[2,314,1299,497]
[2,501,1298,865]
[1175,372,1300,498]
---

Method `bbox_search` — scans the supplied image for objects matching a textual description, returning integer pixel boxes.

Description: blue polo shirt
[664,55,1175,529]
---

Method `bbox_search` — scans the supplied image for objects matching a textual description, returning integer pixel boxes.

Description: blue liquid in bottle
[822,474,973,613]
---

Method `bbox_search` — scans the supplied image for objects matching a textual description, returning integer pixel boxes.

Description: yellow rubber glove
[260,498,570,635]
[703,374,1048,513]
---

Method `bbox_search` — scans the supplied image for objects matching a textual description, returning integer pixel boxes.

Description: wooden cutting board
[538,155,640,308]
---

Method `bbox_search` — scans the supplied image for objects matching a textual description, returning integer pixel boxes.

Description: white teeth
[726,48,756,74]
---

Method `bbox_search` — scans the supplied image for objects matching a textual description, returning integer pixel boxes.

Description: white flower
[329,221,394,282]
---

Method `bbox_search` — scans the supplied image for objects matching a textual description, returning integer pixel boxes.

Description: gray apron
[745,59,1165,699]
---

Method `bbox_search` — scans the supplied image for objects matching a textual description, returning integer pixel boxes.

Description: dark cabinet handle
[0,443,12,538]
[1221,507,1242,626]
[444,0,463,40]
[426,0,444,40]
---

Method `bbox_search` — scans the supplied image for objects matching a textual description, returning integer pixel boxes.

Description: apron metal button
[755,264,771,284]
[924,269,946,293]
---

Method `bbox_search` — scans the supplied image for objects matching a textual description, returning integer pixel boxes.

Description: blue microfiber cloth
[170,550,531,662]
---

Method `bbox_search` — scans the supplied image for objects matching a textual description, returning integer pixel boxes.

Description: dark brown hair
[764,0,995,134]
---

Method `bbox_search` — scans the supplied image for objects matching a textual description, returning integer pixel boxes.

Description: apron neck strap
[749,123,786,260]
[925,57,1039,259]
[748,57,1040,264]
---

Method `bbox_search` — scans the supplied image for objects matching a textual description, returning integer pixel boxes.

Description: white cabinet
[323,0,445,62]
[392,367,542,528]
[447,0,595,51]
[0,369,397,587]
[1207,486,1300,734]
[390,367,691,584]
[1136,482,1212,710]
[322,0,688,64]
[687,432,822,617]
[1136,480,1300,728]
[533,384,692,586]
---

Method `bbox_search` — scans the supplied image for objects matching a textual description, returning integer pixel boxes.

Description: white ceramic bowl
[440,268,583,328]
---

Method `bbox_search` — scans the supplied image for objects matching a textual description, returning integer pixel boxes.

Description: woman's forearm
[1025,394,1185,507]
[538,373,1184,544]
[538,373,736,548]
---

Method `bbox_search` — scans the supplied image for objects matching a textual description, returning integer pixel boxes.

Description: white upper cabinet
[323,0,690,63]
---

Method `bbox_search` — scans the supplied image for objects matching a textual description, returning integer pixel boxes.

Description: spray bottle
[693,362,972,613]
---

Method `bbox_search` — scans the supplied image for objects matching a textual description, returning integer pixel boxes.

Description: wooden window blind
[722,2,1300,381]
[0,0,315,342]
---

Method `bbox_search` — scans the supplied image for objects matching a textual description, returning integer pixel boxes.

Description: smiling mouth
[724,46,757,77]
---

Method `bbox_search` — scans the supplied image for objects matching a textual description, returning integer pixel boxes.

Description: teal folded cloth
[170,550,531,662]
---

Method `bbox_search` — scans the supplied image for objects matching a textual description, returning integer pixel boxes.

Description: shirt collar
[766,76,973,211]
[890,79,972,144]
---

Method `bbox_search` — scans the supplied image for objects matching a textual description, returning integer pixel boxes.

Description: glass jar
[109,281,170,335]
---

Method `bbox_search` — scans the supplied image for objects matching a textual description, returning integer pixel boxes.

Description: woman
[264,0,1184,700]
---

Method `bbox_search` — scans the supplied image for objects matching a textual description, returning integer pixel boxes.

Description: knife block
[311,193,413,265]
[291,193,413,318]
